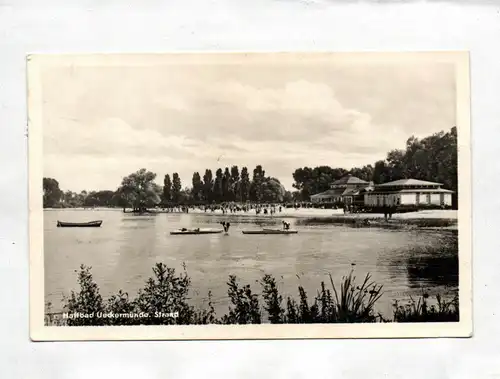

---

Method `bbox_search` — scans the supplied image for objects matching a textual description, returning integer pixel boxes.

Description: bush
[220,275,261,324]
[105,290,136,325]
[133,263,195,325]
[64,265,106,326]
[261,274,285,323]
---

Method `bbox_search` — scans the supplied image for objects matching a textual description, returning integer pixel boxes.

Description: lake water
[44,209,458,319]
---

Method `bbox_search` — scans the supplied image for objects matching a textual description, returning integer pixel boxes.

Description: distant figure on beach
[282,221,290,230]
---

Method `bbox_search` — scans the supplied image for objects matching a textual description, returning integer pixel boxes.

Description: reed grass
[393,293,459,322]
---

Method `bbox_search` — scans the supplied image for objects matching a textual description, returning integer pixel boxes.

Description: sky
[40,53,457,192]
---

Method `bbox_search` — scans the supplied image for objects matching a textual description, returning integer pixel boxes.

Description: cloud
[149,79,411,157]
[44,117,200,158]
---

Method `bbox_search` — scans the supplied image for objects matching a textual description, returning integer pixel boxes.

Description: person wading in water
[220,221,231,233]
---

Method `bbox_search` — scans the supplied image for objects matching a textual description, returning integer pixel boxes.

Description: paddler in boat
[282,221,290,230]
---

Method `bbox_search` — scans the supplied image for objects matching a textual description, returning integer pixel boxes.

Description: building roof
[311,185,373,199]
[376,178,443,187]
[310,188,347,199]
[331,174,369,186]
[342,188,359,196]
[368,188,454,194]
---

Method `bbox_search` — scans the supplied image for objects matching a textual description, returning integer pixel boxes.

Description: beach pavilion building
[310,175,373,206]
[363,179,454,209]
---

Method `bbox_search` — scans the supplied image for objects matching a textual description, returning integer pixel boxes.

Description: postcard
[28,52,472,340]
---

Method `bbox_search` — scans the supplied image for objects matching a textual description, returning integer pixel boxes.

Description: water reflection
[386,230,458,296]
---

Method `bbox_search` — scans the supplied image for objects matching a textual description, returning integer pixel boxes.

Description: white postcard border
[28,51,472,341]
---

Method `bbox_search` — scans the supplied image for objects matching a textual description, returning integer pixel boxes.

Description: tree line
[292,127,458,207]
[43,165,293,210]
[162,165,289,205]
[42,180,125,209]
[43,127,458,209]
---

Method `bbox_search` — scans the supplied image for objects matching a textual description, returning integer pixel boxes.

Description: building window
[426,194,431,204]
[416,193,420,205]
[440,193,445,205]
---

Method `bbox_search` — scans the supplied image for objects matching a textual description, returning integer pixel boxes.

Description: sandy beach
[186,207,458,220]
[47,206,458,221]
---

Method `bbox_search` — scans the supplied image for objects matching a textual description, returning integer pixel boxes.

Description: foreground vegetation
[45,263,459,326]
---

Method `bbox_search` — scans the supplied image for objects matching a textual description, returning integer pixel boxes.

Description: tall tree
[171,173,182,203]
[180,187,192,203]
[202,169,214,202]
[213,168,224,202]
[77,190,88,206]
[163,174,172,205]
[372,160,390,184]
[191,172,203,202]
[240,167,250,202]
[62,190,79,207]
[222,167,231,201]
[260,177,285,202]
[400,128,458,207]
[116,169,161,211]
[43,177,63,208]
[386,149,406,181]
[349,165,374,182]
[250,165,266,201]
[283,190,293,203]
[230,165,240,201]
[95,190,115,206]
[83,190,115,207]
[292,167,314,200]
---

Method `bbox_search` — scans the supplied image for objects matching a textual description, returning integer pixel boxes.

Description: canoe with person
[170,228,223,235]
[241,220,298,235]
[170,221,231,236]
[241,229,298,235]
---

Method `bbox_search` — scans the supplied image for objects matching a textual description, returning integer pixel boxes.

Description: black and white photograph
[28,52,471,340]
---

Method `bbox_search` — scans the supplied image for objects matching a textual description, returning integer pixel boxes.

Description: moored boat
[170,228,224,235]
[242,229,298,235]
[57,220,103,228]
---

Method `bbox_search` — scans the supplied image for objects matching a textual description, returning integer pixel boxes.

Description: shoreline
[44,207,458,230]
[44,206,457,218]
